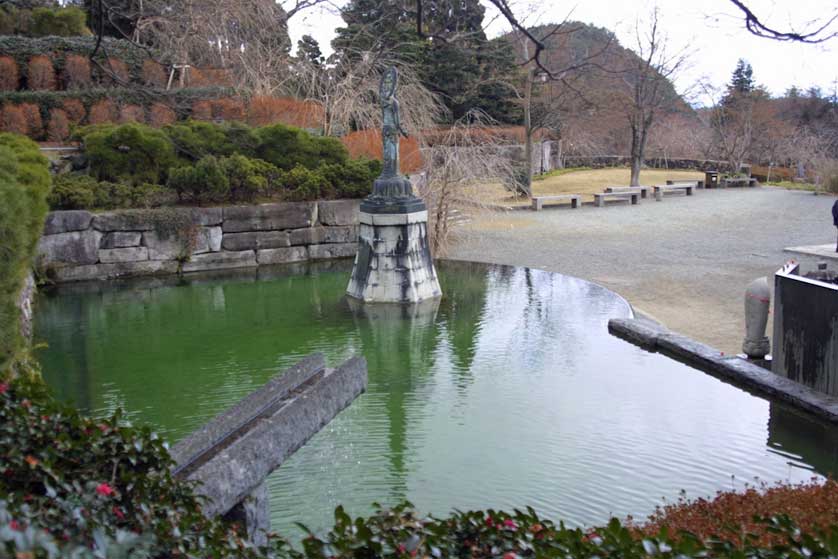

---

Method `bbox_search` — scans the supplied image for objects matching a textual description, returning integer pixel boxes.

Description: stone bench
[604,186,649,199]
[653,184,693,201]
[593,191,639,207]
[531,194,581,211]
[666,179,704,189]
[721,177,757,187]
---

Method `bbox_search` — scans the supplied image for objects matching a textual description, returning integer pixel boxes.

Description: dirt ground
[448,173,835,355]
[477,168,705,207]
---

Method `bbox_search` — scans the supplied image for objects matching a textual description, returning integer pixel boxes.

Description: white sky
[287,0,838,102]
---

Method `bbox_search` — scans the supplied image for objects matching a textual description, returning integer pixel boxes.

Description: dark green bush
[281,164,330,201]
[164,120,258,162]
[29,6,91,37]
[168,155,230,202]
[256,124,348,171]
[220,154,278,201]
[47,172,96,209]
[0,132,50,378]
[49,173,171,210]
[320,158,379,198]
[64,121,382,206]
[80,122,177,185]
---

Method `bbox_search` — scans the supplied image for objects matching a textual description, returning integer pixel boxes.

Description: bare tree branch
[727,0,838,43]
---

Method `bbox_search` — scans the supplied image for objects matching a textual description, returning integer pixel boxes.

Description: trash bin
[705,171,719,189]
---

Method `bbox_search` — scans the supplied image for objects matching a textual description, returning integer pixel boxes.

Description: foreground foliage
[0,377,291,558]
[0,132,49,377]
[4,376,838,559]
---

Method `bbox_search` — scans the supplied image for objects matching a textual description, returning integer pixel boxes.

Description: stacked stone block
[37,201,360,283]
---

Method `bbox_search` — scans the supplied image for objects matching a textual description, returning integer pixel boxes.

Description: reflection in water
[346,297,442,496]
[34,260,838,539]
[768,402,838,477]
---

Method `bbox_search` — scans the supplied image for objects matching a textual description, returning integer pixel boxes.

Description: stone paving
[449,187,836,355]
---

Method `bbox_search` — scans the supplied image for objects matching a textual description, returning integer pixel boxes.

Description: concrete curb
[608,318,838,424]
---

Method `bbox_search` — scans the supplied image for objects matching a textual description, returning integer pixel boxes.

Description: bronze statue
[361,66,423,212]
[380,66,408,179]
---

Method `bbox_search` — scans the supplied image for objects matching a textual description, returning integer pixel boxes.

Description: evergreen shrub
[82,122,176,184]
[28,6,90,37]
[167,155,230,202]
[0,133,49,376]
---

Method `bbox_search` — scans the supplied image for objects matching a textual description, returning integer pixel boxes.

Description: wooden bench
[593,191,639,207]
[532,194,581,211]
[653,184,693,201]
[604,185,650,199]
[666,179,705,189]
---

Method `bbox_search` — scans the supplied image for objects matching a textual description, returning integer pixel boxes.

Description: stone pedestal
[346,198,441,303]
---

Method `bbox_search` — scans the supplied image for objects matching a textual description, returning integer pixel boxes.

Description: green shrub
[0,133,50,378]
[163,120,261,162]
[49,173,171,210]
[320,158,379,198]
[220,154,278,201]
[168,155,230,202]
[48,172,96,209]
[256,124,348,171]
[281,164,330,201]
[80,122,177,185]
[29,6,91,37]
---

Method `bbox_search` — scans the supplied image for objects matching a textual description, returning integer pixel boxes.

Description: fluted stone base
[346,209,442,303]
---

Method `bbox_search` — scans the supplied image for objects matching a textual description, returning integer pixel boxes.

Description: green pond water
[35,260,838,539]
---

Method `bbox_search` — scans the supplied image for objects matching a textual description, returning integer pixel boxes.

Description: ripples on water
[34,260,838,538]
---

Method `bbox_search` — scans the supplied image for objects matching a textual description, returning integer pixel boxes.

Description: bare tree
[726,0,838,43]
[415,111,517,254]
[501,22,609,196]
[288,48,445,136]
[616,8,689,186]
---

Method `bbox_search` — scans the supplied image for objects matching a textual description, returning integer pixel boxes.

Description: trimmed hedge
[0,36,148,85]
[0,132,50,378]
[65,121,378,208]
[0,86,237,140]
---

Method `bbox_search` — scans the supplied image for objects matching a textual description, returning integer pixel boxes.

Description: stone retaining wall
[38,200,360,283]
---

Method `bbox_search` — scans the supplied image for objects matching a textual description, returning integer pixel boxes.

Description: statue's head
[379,66,398,101]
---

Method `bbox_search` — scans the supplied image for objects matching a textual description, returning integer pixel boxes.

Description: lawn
[476,167,706,207]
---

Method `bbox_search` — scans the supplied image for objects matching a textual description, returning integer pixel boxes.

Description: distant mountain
[501,22,699,157]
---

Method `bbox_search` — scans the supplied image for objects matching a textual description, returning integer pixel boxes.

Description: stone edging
[608,317,838,424]
[37,200,361,283]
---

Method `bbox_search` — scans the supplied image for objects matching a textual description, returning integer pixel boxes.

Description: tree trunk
[629,127,642,186]
[522,67,534,198]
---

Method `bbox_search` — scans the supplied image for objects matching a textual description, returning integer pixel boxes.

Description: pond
[35,260,838,538]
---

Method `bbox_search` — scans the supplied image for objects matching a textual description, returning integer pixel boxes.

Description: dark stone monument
[346,66,442,303]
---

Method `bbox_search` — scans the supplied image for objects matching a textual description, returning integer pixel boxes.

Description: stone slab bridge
[169,353,368,545]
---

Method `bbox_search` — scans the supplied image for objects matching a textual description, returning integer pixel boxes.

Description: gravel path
[448,187,836,355]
